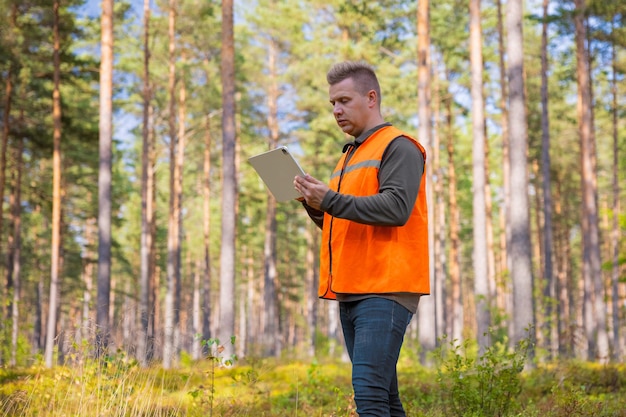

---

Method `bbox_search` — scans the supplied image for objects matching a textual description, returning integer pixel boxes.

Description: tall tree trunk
[495,0,511,328]
[573,0,609,363]
[81,217,96,345]
[553,182,572,357]
[432,54,446,342]
[45,0,63,368]
[9,135,23,366]
[32,206,45,355]
[540,0,557,359]
[609,19,621,361]
[192,257,202,360]
[469,0,490,351]
[96,0,114,359]
[0,4,17,276]
[202,111,214,352]
[164,0,179,369]
[506,0,534,350]
[304,224,319,357]
[416,0,436,363]
[138,0,153,367]
[262,37,280,357]
[445,80,463,345]
[174,53,186,361]
[219,0,237,361]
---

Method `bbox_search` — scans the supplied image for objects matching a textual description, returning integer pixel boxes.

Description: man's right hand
[294,174,329,211]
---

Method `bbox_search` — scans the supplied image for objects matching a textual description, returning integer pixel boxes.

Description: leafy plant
[188,336,238,417]
[435,333,531,417]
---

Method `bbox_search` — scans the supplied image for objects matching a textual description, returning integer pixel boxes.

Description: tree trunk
[540,0,557,359]
[469,0,490,351]
[304,224,319,357]
[138,0,153,367]
[445,79,463,345]
[32,206,46,355]
[0,4,17,274]
[506,0,534,350]
[96,0,114,359]
[219,0,237,362]
[202,111,213,353]
[164,0,179,369]
[573,0,609,363]
[262,37,281,357]
[416,0,436,362]
[609,19,621,361]
[495,0,511,329]
[9,135,23,366]
[553,181,572,357]
[81,217,96,346]
[175,52,187,360]
[432,54,446,342]
[45,0,63,368]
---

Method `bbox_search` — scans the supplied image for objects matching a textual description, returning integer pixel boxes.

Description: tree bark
[0,4,17,274]
[96,0,114,359]
[573,0,609,363]
[506,0,534,349]
[202,111,214,354]
[495,0,512,331]
[218,0,237,362]
[164,0,179,369]
[45,0,63,368]
[445,79,463,345]
[9,134,23,366]
[262,37,281,357]
[416,0,436,363]
[138,0,153,367]
[609,19,621,361]
[431,53,446,343]
[540,0,557,359]
[469,0,490,351]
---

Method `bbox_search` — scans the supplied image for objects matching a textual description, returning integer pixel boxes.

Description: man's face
[329,77,371,138]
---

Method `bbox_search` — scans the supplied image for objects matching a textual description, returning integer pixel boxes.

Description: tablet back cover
[248,146,305,202]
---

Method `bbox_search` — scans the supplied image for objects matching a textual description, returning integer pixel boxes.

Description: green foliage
[434,334,530,417]
[1,355,626,417]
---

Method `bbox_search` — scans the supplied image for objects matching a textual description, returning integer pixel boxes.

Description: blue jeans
[339,297,413,417]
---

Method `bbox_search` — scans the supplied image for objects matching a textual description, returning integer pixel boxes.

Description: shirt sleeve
[301,201,325,229]
[320,136,425,226]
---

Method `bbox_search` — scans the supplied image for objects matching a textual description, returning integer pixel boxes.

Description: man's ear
[367,90,378,107]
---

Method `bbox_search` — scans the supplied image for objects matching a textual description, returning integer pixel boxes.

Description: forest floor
[0,348,625,416]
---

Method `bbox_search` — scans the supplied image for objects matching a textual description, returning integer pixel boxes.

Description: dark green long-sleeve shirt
[303,123,426,313]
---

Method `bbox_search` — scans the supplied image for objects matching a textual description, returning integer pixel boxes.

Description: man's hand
[294,174,329,210]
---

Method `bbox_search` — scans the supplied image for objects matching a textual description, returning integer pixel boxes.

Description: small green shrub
[434,333,530,417]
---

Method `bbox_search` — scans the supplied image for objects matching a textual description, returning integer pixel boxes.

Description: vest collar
[341,122,392,153]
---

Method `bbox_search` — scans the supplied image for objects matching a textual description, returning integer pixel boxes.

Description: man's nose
[333,104,343,116]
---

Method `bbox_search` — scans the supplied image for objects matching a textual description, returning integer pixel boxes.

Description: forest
[0,0,624,382]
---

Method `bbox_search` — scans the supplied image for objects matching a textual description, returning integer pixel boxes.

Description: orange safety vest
[318,125,430,300]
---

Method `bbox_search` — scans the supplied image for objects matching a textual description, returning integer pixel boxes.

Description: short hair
[326,61,381,101]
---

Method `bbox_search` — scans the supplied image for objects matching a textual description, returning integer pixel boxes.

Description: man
[294,61,430,417]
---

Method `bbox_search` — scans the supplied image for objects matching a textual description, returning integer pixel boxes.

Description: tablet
[248,146,306,202]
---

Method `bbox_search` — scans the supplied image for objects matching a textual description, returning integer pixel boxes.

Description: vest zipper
[326,144,354,295]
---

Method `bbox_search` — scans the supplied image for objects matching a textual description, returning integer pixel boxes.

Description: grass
[0,347,625,416]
